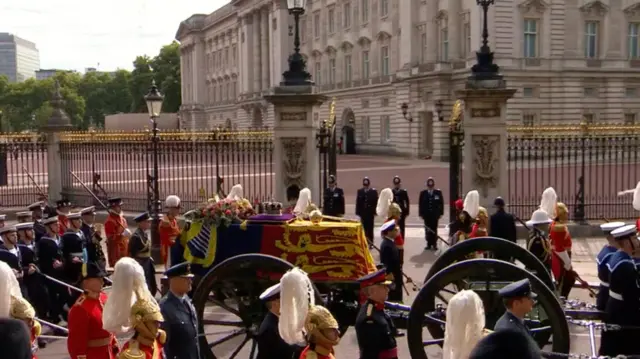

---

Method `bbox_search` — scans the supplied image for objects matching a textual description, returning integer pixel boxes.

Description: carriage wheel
[425,236,554,291]
[192,254,324,359]
[407,259,570,359]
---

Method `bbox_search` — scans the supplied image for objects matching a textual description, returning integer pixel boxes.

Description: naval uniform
[418,188,444,249]
[36,235,69,322]
[128,228,157,297]
[18,243,49,319]
[595,245,617,311]
[0,246,27,296]
[379,236,402,303]
[494,278,538,348]
[33,220,46,243]
[322,186,345,217]
[60,230,85,283]
[356,188,378,245]
[256,312,302,359]
[391,187,409,239]
[81,223,107,272]
[354,299,398,359]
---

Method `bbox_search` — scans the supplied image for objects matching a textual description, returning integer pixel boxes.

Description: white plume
[164,195,181,208]
[102,257,154,334]
[442,290,486,359]
[376,188,393,217]
[634,181,640,211]
[278,267,315,345]
[294,188,312,215]
[226,184,244,201]
[539,187,557,219]
[463,190,480,219]
[0,262,22,318]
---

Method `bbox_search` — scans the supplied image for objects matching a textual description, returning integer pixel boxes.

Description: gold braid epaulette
[117,341,145,359]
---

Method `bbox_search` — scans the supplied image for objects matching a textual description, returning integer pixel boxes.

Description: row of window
[311,46,389,84]
[205,81,238,105]
[206,45,237,73]
[361,115,391,143]
[522,113,638,126]
[520,86,640,98]
[303,0,390,41]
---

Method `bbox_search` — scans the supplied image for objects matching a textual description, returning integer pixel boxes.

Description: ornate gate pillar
[456,88,516,209]
[264,86,327,204]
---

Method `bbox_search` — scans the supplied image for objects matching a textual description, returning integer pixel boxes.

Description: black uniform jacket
[391,188,410,217]
[33,221,46,242]
[355,299,398,359]
[36,236,64,277]
[256,311,302,359]
[323,186,346,216]
[81,223,106,271]
[160,291,200,359]
[380,237,401,285]
[60,230,85,282]
[356,188,378,218]
[418,189,444,218]
[489,210,517,242]
[494,311,530,337]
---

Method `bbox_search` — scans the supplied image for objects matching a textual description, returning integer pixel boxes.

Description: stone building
[176,0,640,159]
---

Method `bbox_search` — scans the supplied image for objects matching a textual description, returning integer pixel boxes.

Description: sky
[0,0,229,72]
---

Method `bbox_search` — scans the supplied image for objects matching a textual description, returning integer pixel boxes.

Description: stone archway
[341,108,356,154]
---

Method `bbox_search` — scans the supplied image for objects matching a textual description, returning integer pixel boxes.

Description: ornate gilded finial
[448,100,463,131]
[42,80,72,132]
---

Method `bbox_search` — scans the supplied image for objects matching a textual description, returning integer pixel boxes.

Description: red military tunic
[636,218,640,233]
[549,221,572,281]
[118,333,165,359]
[58,214,69,236]
[299,345,336,359]
[104,213,128,268]
[159,216,180,266]
[67,292,118,359]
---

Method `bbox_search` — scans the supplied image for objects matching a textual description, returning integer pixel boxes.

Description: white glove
[122,228,132,237]
[557,251,572,270]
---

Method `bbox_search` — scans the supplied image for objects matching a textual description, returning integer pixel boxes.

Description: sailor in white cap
[379,219,403,303]
[36,216,69,324]
[599,224,640,356]
[256,283,302,359]
[15,212,31,224]
[60,212,85,285]
[595,222,625,311]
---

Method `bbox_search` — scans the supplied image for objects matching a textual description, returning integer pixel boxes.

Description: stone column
[448,0,461,60]
[41,81,73,202]
[264,86,328,205]
[398,0,417,68]
[253,10,262,93]
[425,0,438,63]
[456,86,516,209]
[240,16,252,94]
[261,7,270,90]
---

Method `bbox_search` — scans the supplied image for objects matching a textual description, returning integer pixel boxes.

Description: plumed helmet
[463,190,480,219]
[305,305,339,337]
[617,181,640,211]
[388,203,402,218]
[278,268,316,345]
[443,290,486,359]
[539,187,557,220]
[226,184,244,201]
[164,195,181,208]
[376,188,393,217]
[477,207,488,221]
[294,188,312,215]
[555,202,568,218]
[10,296,35,321]
[526,209,552,227]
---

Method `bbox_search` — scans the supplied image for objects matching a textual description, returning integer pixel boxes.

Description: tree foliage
[0,41,181,131]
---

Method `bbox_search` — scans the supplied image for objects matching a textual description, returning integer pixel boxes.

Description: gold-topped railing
[507,122,640,135]
[58,128,274,143]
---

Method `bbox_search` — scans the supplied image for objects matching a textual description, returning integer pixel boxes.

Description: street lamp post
[144,80,164,260]
[471,0,500,80]
[282,0,312,86]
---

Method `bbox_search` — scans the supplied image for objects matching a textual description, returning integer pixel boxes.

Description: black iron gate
[448,100,464,222]
[317,99,338,204]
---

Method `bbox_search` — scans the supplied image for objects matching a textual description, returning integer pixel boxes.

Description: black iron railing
[0,133,48,207]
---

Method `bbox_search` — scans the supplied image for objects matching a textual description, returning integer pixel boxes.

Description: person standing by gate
[356,177,378,248]
[419,177,444,251]
[489,197,516,243]
[391,176,409,239]
[160,195,182,270]
[322,175,345,217]
[103,198,130,268]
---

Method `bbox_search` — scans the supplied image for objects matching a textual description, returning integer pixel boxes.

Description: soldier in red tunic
[549,202,575,298]
[56,199,72,236]
[102,258,165,359]
[103,198,131,268]
[159,195,182,269]
[67,261,118,359]
[470,207,489,238]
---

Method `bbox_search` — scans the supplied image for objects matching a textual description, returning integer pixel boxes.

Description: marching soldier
[56,199,72,236]
[61,212,86,285]
[256,283,303,359]
[67,260,119,359]
[160,195,182,269]
[549,202,575,298]
[36,216,69,324]
[525,209,553,273]
[379,220,402,303]
[355,268,399,359]
[16,222,48,323]
[494,278,537,338]
[0,226,26,296]
[16,211,32,224]
[29,202,46,242]
[159,262,200,359]
[322,175,345,217]
[595,222,625,311]
[599,224,640,356]
[103,198,130,268]
[80,207,107,272]
[128,213,157,297]
[391,176,409,239]
[418,177,444,250]
[356,177,378,247]
[489,197,516,243]
[452,190,479,248]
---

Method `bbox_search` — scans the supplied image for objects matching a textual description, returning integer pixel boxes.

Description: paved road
[37,226,604,359]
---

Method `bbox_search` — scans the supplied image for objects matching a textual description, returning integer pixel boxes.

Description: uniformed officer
[356,177,378,247]
[469,329,542,359]
[391,176,410,239]
[36,216,68,324]
[159,262,199,359]
[67,260,119,359]
[599,224,640,356]
[160,195,182,269]
[0,226,24,292]
[0,318,32,359]
[56,199,72,235]
[322,175,345,217]
[595,222,625,311]
[355,268,399,359]
[60,212,86,285]
[129,212,157,297]
[379,220,402,303]
[16,211,32,224]
[447,198,464,239]
[28,202,46,242]
[525,209,553,273]
[494,278,536,337]
[16,222,47,324]
[489,197,516,243]
[80,207,107,272]
[418,177,444,250]
[256,283,303,359]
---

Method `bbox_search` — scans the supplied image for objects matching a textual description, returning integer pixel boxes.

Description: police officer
[322,175,345,217]
[160,262,200,359]
[599,224,640,356]
[379,220,402,303]
[418,177,444,250]
[355,268,399,359]
[470,329,541,359]
[356,177,378,247]
[489,197,516,243]
[128,212,157,297]
[494,278,536,338]
[256,283,303,359]
[595,222,625,311]
[391,176,410,239]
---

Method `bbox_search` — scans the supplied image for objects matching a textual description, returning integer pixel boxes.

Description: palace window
[585,21,599,58]
[314,12,321,38]
[380,0,389,18]
[362,50,370,79]
[314,62,321,84]
[361,0,369,23]
[344,55,352,82]
[380,46,389,75]
[464,22,471,57]
[328,8,335,34]
[629,23,640,59]
[301,18,307,42]
[344,2,352,28]
[421,33,427,62]
[523,19,538,58]
[625,113,636,125]
[440,19,449,61]
[381,115,391,142]
[362,116,371,141]
[329,58,336,83]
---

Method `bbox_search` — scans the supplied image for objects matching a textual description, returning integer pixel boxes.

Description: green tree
[151,41,181,113]
[129,56,154,113]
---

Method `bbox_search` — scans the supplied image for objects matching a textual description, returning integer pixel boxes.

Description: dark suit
[160,291,200,359]
[356,188,378,245]
[392,187,410,239]
[322,186,345,217]
[128,228,157,297]
[380,236,402,302]
[418,189,444,248]
[489,210,517,242]
[257,312,302,359]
